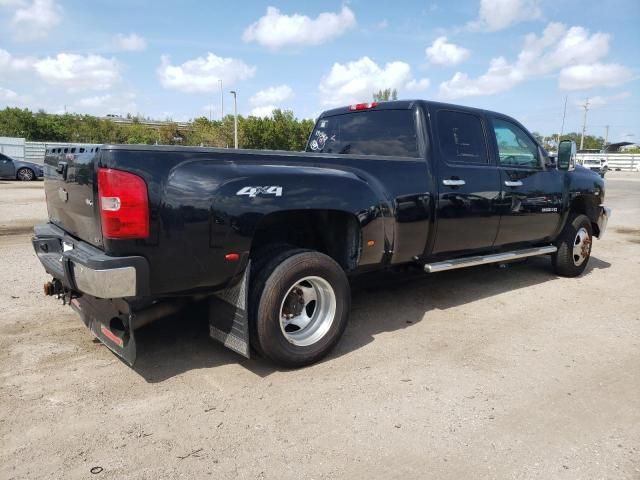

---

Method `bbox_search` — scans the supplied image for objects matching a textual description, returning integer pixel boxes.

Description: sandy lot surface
[1,174,639,479]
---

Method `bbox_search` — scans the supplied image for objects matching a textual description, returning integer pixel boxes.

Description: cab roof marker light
[349,102,379,111]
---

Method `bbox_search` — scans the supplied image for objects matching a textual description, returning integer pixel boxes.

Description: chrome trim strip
[596,205,611,239]
[424,246,558,273]
[73,264,137,298]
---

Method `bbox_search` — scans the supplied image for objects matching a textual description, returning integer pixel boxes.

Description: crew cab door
[490,117,563,245]
[0,154,16,178]
[431,109,501,254]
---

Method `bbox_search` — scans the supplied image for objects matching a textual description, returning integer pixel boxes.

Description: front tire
[250,249,350,368]
[552,214,593,277]
[16,168,35,181]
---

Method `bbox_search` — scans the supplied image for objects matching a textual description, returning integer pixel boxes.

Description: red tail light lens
[98,168,149,239]
[349,102,379,111]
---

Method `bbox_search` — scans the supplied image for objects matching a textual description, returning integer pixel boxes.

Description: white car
[581,158,609,177]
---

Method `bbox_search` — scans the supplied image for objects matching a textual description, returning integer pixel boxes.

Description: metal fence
[576,153,640,171]
[0,138,99,165]
[0,137,25,161]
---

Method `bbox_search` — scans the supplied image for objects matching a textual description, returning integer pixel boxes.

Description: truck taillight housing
[349,102,378,111]
[98,168,149,239]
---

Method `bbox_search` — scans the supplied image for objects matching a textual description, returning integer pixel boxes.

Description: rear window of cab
[307,110,419,158]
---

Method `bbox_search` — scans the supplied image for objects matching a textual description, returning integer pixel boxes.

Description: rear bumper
[596,205,611,239]
[32,223,149,298]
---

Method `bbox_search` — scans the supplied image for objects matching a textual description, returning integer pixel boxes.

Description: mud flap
[71,297,137,366]
[208,260,251,358]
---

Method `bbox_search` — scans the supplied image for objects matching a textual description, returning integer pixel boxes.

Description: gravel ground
[0,173,639,479]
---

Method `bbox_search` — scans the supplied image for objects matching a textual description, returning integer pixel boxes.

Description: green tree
[556,132,605,150]
[373,88,398,101]
[0,107,315,151]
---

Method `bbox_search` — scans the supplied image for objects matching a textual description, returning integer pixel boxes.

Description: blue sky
[0,0,638,142]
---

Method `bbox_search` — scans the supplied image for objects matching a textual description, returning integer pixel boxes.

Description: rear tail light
[349,102,378,111]
[98,168,149,239]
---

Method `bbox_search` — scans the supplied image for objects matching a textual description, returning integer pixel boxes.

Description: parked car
[32,100,610,367]
[0,153,44,181]
[581,157,609,177]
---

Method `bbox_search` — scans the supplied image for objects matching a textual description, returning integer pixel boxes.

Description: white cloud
[426,37,470,66]
[0,48,34,73]
[0,86,18,101]
[249,85,293,106]
[559,64,634,91]
[1,49,120,93]
[406,78,431,91]
[33,53,120,91]
[467,0,541,32]
[250,105,277,117]
[0,85,29,105]
[572,92,630,112]
[0,0,26,6]
[438,22,626,99]
[114,33,147,51]
[242,6,356,50]
[319,56,430,106]
[157,53,256,93]
[74,93,137,115]
[10,0,61,41]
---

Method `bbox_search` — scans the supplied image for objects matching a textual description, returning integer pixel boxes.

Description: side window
[493,118,540,168]
[436,110,488,165]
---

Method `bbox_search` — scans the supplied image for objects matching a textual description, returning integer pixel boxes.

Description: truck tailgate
[44,147,103,248]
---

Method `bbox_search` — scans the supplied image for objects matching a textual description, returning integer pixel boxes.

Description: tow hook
[43,279,63,296]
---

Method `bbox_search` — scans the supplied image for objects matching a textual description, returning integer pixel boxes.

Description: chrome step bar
[424,245,557,273]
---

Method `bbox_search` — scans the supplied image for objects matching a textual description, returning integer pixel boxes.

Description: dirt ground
[0,173,638,480]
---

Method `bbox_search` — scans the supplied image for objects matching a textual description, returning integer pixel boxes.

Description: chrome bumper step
[424,245,557,273]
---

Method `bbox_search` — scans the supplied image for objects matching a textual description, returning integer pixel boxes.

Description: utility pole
[219,79,224,120]
[580,97,590,150]
[604,125,609,147]
[558,95,567,145]
[230,90,238,149]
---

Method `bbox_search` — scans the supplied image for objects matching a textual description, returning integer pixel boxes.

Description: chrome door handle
[442,179,466,186]
[504,180,523,187]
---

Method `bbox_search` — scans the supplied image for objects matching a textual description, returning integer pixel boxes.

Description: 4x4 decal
[236,186,283,198]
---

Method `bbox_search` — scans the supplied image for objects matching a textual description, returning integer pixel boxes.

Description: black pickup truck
[32,100,610,367]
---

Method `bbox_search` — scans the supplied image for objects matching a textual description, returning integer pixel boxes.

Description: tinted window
[437,110,488,164]
[493,118,540,168]
[307,110,419,158]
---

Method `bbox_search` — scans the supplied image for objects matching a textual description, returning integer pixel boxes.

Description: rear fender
[210,164,391,266]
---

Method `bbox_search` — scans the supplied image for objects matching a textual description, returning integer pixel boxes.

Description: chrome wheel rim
[18,169,33,181]
[279,276,336,347]
[572,227,591,266]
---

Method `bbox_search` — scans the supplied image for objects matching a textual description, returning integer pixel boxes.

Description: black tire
[249,249,350,368]
[16,168,34,181]
[552,214,593,277]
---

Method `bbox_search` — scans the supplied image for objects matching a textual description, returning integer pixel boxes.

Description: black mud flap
[208,260,251,358]
[71,297,137,366]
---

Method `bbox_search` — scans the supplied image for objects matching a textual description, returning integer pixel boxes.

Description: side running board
[424,245,557,273]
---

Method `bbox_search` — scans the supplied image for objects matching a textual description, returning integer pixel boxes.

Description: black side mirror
[557,140,576,171]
